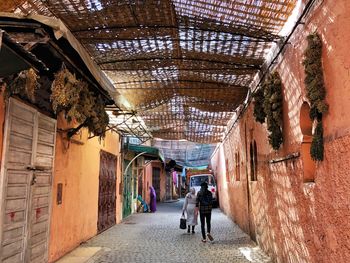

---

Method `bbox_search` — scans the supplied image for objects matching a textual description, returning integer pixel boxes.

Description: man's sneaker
[207,233,214,241]
[201,239,207,243]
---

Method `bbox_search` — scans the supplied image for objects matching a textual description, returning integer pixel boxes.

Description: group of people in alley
[182,182,214,243]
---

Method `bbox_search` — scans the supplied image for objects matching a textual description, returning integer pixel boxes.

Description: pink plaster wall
[211,1,350,262]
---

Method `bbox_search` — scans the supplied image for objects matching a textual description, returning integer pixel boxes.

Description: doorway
[97,150,117,233]
[0,99,57,262]
[152,167,160,202]
[165,171,173,201]
[123,160,132,218]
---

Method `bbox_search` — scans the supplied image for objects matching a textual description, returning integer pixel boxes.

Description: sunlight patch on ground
[239,246,272,262]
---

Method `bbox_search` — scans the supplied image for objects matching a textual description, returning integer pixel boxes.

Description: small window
[225,159,230,183]
[250,141,258,181]
[57,183,63,205]
[254,141,258,178]
[235,152,241,181]
[250,143,254,181]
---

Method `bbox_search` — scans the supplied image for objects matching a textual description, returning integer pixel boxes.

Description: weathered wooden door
[97,150,117,233]
[152,167,160,202]
[122,160,132,218]
[0,99,56,263]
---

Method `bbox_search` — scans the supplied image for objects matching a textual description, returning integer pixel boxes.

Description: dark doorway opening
[152,167,161,201]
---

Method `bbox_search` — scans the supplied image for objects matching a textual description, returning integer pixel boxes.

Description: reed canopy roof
[7,0,297,143]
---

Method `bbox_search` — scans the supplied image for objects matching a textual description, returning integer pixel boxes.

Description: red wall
[211,1,350,262]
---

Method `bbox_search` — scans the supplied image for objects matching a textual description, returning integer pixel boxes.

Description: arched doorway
[300,102,316,182]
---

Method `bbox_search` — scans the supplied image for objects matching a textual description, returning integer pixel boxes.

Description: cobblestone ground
[84,200,272,263]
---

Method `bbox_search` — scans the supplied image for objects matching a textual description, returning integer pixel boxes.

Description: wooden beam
[73,25,280,42]
[98,57,262,68]
[7,31,50,51]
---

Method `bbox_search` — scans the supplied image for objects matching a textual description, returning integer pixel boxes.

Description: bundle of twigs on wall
[252,88,266,123]
[4,68,39,102]
[253,72,284,150]
[51,68,109,138]
[303,32,328,161]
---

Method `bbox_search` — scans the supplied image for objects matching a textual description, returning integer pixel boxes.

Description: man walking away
[196,182,214,242]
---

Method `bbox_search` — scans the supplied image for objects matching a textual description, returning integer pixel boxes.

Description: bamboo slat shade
[10,0,297,143]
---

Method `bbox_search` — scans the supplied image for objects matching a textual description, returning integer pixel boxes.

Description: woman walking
[149,186,157,212]
[182,188,198,233]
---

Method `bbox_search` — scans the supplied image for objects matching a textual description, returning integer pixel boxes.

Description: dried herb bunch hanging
[263,72,284,150]
[252,88,266,124]
[5,68,39,102]
[303,32,327,161]
[51,68,81,118]
[303,33,328,119]
[51,68,109,138]
[86,95,109,137]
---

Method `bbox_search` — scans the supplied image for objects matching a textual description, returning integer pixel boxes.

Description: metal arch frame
[123,151,147,177]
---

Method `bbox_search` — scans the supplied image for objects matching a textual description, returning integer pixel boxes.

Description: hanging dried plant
[303,32,327,161]
[69,82,95,124]
[252,88,266,124]
[24,69,39,101]
[303,33,328,119]
[86,95,109,138]
[51,68,81,114]
[51,68,109,138]
[263,72,283,150]
[5,68,39,102]
[310,121,324,161]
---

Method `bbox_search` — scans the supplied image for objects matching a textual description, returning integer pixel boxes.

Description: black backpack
[199,190,213,206]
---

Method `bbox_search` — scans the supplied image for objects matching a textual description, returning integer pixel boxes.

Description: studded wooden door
[97,150,117,233]
[0,99,56,263]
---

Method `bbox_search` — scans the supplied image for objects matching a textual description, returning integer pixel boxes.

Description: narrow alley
[1,0,350,262]
[58,200,271,263]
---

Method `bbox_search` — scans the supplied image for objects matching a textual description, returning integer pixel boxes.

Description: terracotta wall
[211,1,350,262]
[48,114,122,262]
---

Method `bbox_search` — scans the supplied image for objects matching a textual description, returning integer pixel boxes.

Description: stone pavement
[63,200,272,263]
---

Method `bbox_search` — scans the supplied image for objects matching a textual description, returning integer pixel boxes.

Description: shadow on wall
[252,157,316,263]
[251,161,275,257]
[223,125,251,233]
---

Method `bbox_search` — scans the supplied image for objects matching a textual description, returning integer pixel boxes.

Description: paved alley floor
[61,200,272,263]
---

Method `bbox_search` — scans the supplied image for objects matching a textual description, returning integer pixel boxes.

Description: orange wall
[144,160,165,204]
[48,114,122,262]
[211,1,350,262]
